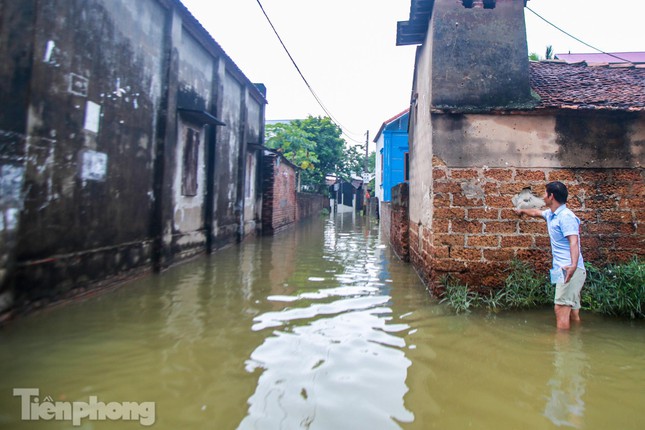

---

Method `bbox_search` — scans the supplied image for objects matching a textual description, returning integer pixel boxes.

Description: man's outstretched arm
[514,208,544,218]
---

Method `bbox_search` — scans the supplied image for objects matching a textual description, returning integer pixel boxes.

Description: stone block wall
[415,158,644,290]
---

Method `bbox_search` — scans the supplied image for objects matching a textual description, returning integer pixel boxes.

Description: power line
[526,7,631,63]
[254,0,365,143]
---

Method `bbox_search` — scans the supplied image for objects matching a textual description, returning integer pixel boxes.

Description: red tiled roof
[373,108,410,142]
[529,61,645,112]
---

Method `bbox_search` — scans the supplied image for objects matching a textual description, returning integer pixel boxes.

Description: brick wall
[389,183,410,262]
[262,154,297,234]
[296,193,329,221]
[423,158,644,290]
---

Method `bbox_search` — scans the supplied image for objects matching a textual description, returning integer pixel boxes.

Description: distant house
[394,0,644,290]
[374,109,410,205]
[555,52,645,65]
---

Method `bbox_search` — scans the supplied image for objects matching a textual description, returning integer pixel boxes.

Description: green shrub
[439,276,479,314]
[438,258,644,319]
[582,258,644,319]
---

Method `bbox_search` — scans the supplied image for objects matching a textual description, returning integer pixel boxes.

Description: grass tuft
[438,258,644,319]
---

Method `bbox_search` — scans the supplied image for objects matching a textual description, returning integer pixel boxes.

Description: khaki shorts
[554,268,586,309]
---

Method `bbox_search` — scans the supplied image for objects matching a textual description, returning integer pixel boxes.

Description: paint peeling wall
[0,0,267,317]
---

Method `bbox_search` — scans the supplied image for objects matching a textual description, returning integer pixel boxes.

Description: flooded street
[1,213,644,429]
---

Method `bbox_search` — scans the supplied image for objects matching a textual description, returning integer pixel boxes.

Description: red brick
[451,247,482,261]
[515,170,546,182]
[467,235,500,247]
[483,168,513,181]
[519,221,547,234]
[452,194,485,208]
[534,235,551,248]
[630,182,645,197]
[433,182,462,193]
[433,259,468,272]
[450,169,479,179]
[619,197,645,210]
[434,194,451,208]
[434,208,466,220]
[434,246,451,259]
[484,221,517,234]
[486,195,514,209]
[483,249,515,261]
[452,220,483,234]
[434,219,450,233]
[548,170,576,182]
[612,170,643,182]
[468,208,498,220]
[435,234,465,246]
[597,182,630,197]
[500,209,520,220]
[614,236,645,249]
[484,182,499,194]
[598,211,633,223]
[585,196,618,210]
[501,235,534,247]
[433,168,447,179]
[499,183,530,195]
[584,222,635,235]
[577,170,610,183]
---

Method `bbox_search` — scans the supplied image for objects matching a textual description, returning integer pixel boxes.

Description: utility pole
[364,130,369,176]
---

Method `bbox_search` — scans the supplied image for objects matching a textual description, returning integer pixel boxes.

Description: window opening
[404,152,410,182]
[182,127,199,196]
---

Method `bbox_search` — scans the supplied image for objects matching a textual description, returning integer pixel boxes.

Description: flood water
[0,213,644,429]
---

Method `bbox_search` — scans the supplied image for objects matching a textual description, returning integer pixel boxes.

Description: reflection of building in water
[544,331,588,428]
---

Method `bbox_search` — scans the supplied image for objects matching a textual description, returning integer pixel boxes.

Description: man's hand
[563,265,576,284]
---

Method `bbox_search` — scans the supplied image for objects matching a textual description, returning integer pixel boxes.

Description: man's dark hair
[546,181,568,204]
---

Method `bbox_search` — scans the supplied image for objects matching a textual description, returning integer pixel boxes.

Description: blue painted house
[374,109,409,203]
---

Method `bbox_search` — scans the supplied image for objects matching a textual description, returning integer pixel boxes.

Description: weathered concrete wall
[0,0,266,317]
[412,111,644,290]
[0,1,35,300]
[430,0,534,109]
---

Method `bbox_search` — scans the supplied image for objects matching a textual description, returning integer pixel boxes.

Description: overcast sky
[180,0,645,149]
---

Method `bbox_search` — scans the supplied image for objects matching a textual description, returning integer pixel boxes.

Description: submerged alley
[1,214,644,429]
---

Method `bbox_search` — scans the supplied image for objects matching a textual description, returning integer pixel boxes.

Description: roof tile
[529,61,645,111]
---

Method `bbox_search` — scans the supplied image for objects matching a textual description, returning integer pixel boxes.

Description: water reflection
[238,215,414,429]
[544,330,588,428]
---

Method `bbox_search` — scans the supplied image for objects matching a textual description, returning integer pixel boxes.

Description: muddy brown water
[0,214,643,429]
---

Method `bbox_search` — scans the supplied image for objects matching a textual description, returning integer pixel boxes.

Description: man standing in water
[515,181,586,330]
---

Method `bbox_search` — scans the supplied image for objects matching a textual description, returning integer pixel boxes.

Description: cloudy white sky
[180,0,645,149]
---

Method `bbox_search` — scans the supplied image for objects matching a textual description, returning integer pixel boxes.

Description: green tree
[265,122,318,171]
[529,52,540,61]
[294,116,344,190]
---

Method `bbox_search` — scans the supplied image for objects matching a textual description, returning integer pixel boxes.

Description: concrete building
[394,0,644,290]
[0,0,267,316]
